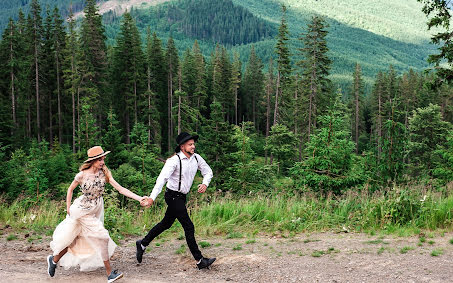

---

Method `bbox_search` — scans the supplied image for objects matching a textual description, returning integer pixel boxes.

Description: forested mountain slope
[0,0,438,86]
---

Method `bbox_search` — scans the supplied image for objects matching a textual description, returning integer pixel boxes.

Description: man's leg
[174,198,202,261]
[141,205,176,247]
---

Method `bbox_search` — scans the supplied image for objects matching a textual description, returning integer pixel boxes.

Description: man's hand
[140,196,154,207]
[198,184,207,193]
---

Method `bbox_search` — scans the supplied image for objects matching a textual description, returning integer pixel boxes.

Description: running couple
[47,132,215,282]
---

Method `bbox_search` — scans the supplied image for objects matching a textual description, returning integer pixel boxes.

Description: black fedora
[175,132,199,153]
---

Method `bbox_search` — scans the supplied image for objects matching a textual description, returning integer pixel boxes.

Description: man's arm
[149,157,177,202]
[196,154,213,193]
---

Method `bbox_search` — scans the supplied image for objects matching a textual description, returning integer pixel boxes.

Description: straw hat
[175,132,199,153]
[84,146,111,163]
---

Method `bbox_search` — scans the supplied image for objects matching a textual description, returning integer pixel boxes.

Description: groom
[137,132,216,269]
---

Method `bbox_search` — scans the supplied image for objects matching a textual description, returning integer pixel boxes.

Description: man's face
[181,139,196,155]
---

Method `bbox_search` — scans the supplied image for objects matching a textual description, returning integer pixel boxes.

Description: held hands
[139,196,154,208]
[198,184,207,193]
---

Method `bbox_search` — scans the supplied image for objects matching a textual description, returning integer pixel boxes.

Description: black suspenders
[176,154,198,192]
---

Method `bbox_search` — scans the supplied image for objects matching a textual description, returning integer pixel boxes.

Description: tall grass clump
[1,186,452,238]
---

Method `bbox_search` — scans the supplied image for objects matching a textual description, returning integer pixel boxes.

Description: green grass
[226,232,243,239]
[303,239,320,244]
[431,249,443,257]
[245,239,256,244]
[1,187,452,240]
[449,238,453,245]
[311,250,325,257]
[175,245,186,255]
[6,234,17,241]
[399,246,415,254]
[233,244,242,251]
[311,247,337,257]
[366,239,386,245]
[199,241,211,248]
[377,247,386,255]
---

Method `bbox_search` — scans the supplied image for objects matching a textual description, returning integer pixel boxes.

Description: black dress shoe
[197,257,216,269]
[136,240,145,263]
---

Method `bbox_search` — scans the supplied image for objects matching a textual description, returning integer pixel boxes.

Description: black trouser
[141,189,202,261]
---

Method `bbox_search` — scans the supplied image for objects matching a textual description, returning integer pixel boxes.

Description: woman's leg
[103,260,112,275]
[53,247,68,263]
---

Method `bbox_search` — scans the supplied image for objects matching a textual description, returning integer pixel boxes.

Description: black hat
[175,132,199,153]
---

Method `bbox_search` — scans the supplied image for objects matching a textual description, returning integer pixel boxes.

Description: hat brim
[84,151,111,163]
[175,135,199,152]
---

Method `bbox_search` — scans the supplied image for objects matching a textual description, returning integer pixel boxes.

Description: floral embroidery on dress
[78,170,106,209]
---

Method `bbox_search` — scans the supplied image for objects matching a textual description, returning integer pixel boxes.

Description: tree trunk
[265,76,271,164]
[10,24,16,134]
[49,90,52,143]
[273,72,280,126]
[71,50,76,153]
[168,65,173,153]
[35,33,41,142]
[377,86,382,158]
[134,80,138,124]
[77,86,80,151]
[235,86,238,125]
[55,38,62,144]
[355,70,359,154]
[147,66,151,144]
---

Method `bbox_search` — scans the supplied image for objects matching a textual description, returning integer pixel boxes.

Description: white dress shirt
[149,152,213,201]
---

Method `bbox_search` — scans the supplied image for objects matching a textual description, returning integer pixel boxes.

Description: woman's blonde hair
[79,159,111,183]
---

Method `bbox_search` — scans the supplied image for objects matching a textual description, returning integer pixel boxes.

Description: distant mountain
[0,0,437,88]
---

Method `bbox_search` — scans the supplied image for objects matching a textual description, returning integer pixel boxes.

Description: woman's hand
[140,197,153,207]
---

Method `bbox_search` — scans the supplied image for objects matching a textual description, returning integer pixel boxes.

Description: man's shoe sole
[136,240,143,263]
[198,257,216,270]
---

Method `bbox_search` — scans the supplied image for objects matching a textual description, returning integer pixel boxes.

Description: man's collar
[178,151,195,160]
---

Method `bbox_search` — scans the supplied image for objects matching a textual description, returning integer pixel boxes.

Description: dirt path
[0,230,452,282]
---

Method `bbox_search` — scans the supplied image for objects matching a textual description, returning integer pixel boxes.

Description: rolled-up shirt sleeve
[197,154,213,187]
[150,157,177,201]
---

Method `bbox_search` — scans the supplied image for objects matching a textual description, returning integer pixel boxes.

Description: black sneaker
[107,270,123,283]
[47,255,57,277]
[136,240,145,263]
[197,257,216,270]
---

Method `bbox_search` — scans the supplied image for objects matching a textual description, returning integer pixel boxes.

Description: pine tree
[231,52,241,125]
[274,4,292,126]
[0,18,18,139]
[79,0,107,121]
[298,15,332,140]
[146,32,166,151]
[29,0,43,142]
[42,8,55,143]
[102,107,125,169]
[52,7,66,144]
[264,57,274,164]
[350,63,364,153]
[62,6,79,153]
[16,10,31,140]
[191,40,208,131]
[144,28,161,148]
[242,45,264,129]
[408,104,452,176]
[165,36,179,153]
[112,12,145,143]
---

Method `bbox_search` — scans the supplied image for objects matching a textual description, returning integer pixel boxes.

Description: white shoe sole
[46,255,52,277]
[108,273,123,283]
